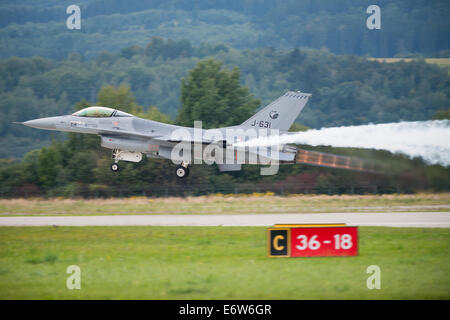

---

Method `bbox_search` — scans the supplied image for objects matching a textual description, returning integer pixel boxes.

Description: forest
[0,1,448,197]
[0,0,449,59]
[1,38,449,159]
[0,54,448,197]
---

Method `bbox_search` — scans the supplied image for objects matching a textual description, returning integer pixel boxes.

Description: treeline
[1,39,449,158]
[1,139,447,198]
[0,67,448,198]
[0,0,449,59]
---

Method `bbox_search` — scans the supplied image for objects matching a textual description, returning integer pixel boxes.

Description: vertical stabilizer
[240,91,311,132]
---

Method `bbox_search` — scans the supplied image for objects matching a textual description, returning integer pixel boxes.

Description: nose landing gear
[110,149,120,172]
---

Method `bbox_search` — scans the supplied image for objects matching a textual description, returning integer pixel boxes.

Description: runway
[0,212,449,228]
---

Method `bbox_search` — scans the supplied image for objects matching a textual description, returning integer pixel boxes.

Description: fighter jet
[20,91,376,178]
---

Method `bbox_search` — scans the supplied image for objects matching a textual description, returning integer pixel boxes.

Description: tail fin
[240,91,311,132]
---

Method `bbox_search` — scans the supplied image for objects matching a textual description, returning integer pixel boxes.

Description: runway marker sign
[268,224,358,257]
[269,228,290,257]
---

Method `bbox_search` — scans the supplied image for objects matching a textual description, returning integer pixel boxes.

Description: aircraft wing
[151,134,228,147]
[96,128,225,146]
[96,128,162,140]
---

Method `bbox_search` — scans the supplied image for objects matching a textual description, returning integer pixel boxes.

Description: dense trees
[0,2,448,197]
[0,60,448,197]
[177,58,260,128]
[1,40,448,158]
[0,1,448,59]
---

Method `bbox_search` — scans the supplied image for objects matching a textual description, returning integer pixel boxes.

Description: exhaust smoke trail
[237,120,450,166]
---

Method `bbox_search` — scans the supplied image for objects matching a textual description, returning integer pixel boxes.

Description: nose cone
[22,117,57,130]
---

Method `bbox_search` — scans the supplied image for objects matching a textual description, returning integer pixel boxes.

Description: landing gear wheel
[110,163,120,172]
[175,165,189,179]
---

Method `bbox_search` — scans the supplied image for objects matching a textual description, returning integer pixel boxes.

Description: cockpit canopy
[72,106,132,118]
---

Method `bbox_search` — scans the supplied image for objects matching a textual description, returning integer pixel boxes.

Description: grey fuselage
[22,113,296,166]
[24,114,197,151]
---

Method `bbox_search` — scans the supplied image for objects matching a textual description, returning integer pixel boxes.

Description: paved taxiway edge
[0,212,449,228]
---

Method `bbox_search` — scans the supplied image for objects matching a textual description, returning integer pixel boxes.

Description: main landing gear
[110,162,120,172]
[175,161,190,179]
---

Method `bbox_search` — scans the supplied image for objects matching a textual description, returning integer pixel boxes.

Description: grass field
[0,193,448,216]
[0,226,448,299]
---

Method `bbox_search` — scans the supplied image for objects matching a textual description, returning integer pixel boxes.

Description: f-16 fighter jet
[20,91,375,178]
